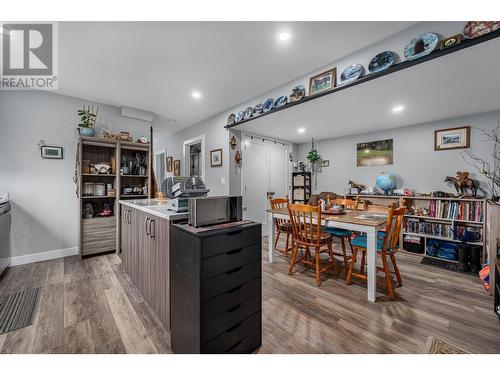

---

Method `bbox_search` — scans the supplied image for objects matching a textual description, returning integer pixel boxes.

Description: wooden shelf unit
[77,136,151,257]
[292,172,311,204]
[346,194,486,265]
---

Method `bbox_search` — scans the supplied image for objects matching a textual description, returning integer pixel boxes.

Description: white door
[242,135,289,235]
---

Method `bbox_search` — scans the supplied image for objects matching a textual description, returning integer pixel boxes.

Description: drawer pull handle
[226,339,243,352]
[227,321,243,333]
[226,266,243,275]
[227,248,243,255]
[227,230,242,236]
[226,303,242,313]
[226,285,243,294]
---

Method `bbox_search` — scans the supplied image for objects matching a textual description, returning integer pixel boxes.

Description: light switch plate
[220,177,226,185]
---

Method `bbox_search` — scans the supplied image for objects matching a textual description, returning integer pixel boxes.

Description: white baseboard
[9,246,78,266]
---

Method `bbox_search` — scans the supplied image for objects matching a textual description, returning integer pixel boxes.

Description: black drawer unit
[171,222,262,354]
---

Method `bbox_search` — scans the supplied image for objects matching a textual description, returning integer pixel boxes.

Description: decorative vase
[79,127,95,137]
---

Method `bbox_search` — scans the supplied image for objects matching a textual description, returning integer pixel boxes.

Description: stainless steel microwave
[188,196,242,227]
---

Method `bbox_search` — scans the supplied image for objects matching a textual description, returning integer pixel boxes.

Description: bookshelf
[346,194,486,266]
[292,172,312,204]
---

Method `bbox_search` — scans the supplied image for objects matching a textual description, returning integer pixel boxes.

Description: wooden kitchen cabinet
[120,204,170,329]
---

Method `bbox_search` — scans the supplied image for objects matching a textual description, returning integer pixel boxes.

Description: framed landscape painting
[434,126,470,151]
[357,139,393,167]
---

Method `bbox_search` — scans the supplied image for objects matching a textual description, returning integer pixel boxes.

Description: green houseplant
[306,139,321,173]
[77,105,98,137]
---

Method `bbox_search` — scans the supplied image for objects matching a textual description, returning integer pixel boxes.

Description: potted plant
[77,105,98,137]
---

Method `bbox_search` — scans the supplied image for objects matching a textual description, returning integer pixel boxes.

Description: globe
[376,172,397,194]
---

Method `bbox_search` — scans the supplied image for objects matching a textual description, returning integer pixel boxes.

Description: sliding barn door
[242,135,290,236]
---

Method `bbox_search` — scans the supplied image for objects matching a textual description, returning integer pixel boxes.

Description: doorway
[183,135,205,179]
[241,134,290,235]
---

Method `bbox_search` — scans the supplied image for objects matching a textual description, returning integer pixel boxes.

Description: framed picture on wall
[434,126,470,151]
[357,139,393,167]
[41,146,63,159]
[308,68,336,96]
[210,149,223,167]
[173,159,181,176]
[166,156,173,172]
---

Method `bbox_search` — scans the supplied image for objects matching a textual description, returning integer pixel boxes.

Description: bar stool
[288,202,339,286]
[268,195,292,255]
[345,204,405,299]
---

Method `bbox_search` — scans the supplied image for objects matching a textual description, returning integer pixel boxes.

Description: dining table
[266,207,388,302]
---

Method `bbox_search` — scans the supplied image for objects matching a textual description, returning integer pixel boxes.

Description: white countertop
[119,199,188,221]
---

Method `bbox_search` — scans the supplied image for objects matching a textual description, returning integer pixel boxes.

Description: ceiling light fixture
[278,31,291,41]
[298,128,306,133]
[392,105,405,113]
[191,90,202,99]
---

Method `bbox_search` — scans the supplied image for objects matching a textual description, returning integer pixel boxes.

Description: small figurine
[444,171,479,197]
[348,180,366,191]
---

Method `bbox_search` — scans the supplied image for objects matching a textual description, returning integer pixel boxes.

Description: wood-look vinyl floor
[0,236,498,354]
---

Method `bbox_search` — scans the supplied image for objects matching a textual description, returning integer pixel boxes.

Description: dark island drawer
[202,295,260,344]
[203,278,260,323]
[203,261,260,301]
[201,312,261,354]
[202,225,261,259]
[225,328,261,354]
[203,244,260,280]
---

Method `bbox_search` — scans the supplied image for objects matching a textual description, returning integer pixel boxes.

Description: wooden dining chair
[345,204,405,299]
[269,195,293,255]
[321,196,359,274]
[288,203,339,286]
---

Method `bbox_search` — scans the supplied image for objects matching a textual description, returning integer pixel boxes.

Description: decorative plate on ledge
[274,96,288,108]
[253,103,263,116]
[368,51,397,74]
[339,64,364,85]
[235,110,245,123]
[226,113,236,126]
[263,98,274,112]
[243,107,254,120]
[463,21,500,39]
[404,33,439,61]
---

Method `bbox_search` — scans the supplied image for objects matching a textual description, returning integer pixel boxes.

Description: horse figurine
[444,171,479,197]
[348,180,366,191]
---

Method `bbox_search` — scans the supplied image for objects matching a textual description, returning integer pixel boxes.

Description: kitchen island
[119,198,262,354]
[119,199,188,330]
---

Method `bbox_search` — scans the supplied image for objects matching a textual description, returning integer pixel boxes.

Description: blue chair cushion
[351,234,395,253]
[322,227,353,237]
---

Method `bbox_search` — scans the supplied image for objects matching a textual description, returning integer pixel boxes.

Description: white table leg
[366,227,377,302]
[268,212,275,263]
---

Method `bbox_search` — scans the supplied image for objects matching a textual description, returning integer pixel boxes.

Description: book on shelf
[427,199,483,222]
[404,218,483,242]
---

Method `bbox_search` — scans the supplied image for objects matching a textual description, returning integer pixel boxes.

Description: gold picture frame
[308,68,336,96]
[166,156,173,172]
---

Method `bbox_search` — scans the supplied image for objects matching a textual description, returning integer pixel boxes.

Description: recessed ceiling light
[298,128,306,133]
[278,31,291,41]
[191,90,202,99]
[392,105,405,113]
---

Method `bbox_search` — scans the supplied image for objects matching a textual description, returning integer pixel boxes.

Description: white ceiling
[234,36,500,143]
[57,21,415,134]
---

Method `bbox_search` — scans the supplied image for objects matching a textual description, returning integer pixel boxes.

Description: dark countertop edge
[172,221,261,237]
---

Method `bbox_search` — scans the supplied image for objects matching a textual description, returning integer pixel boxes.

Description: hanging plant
[306,138,321,164]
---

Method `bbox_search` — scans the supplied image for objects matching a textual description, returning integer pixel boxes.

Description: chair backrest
[331,196,360,211]
[288,203,322,246]
[381,204,405,253]
[365,203,390,214]
[269,196,289,226]
[307,191,338,206]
